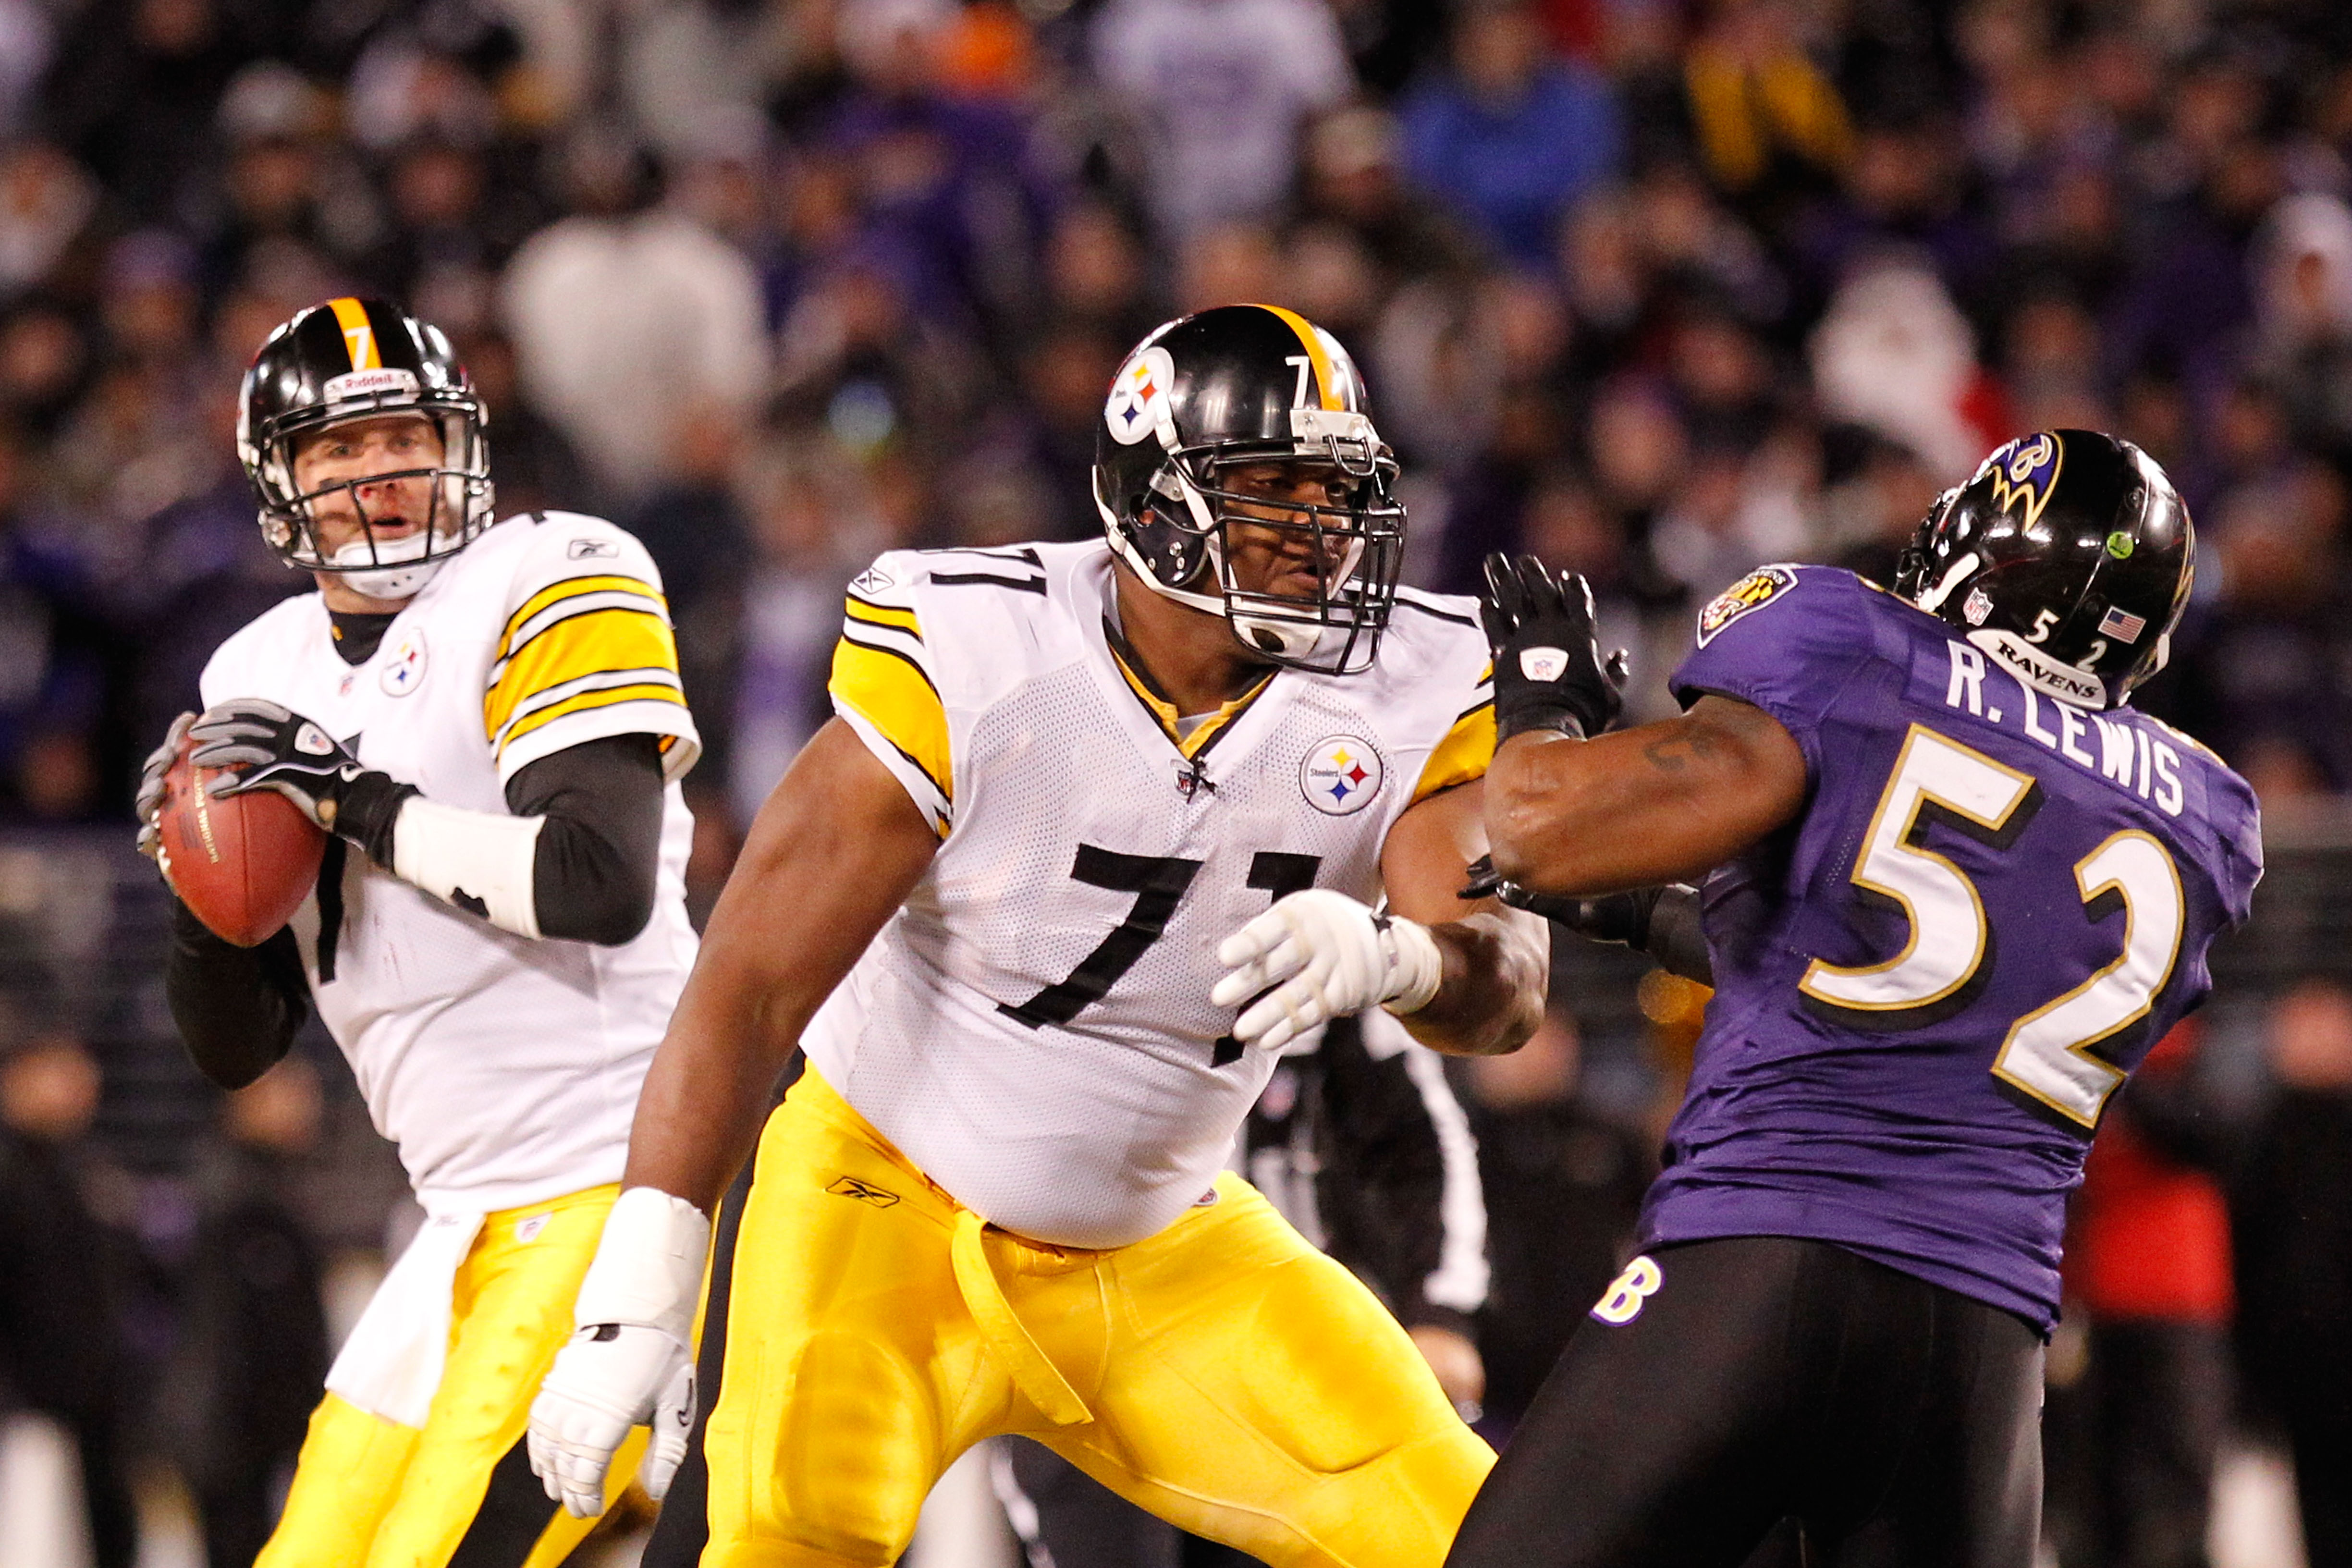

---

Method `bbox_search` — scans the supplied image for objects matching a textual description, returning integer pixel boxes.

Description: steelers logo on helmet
[1301,735,1384,815]
[1104,345,1177,448]
[1092,306,1408,677]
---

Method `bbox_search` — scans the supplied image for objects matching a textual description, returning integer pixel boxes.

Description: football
[157,739,327,946]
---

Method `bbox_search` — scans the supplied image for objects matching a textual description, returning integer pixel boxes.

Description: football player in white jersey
[528,304,1548,1568]
[136,298,703,1568]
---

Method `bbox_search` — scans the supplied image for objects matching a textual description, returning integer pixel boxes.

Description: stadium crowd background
[1,0,2352,1563]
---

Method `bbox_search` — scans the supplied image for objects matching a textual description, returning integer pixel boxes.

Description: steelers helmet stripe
[326,296,382,370]
[1254,304,1342,411]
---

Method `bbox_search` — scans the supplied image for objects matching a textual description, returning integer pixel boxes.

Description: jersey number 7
[1797,724,2185,1128]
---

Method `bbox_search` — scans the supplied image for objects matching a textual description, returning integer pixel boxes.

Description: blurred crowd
[0,0,2349,835]
[5,0,2352,1563]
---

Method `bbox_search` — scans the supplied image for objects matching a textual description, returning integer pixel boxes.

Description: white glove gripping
[1210,889,1445,1054]
[528,1188,710,1518]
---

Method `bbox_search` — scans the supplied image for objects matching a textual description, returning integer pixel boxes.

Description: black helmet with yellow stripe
[237,297,493,598]
[1093,304,1404,675]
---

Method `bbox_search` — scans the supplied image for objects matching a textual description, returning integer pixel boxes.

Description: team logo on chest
[1301,735,1383,815]
[380,627,428,697]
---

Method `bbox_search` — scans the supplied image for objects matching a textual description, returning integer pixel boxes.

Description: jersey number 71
[997,846,1322,1065]
[1797,723,2185,1128]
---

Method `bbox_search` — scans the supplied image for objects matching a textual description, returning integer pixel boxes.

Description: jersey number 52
[1798,724,2185,1128]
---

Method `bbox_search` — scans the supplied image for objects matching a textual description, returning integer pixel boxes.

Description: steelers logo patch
[1301,735,1384,815]
[1104,345,1177,447]
[380,626,428,696]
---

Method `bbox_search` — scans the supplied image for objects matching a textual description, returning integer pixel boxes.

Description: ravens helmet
[238,297,493,599]
[1895,429,2193,710]
[1094,305,1404,675]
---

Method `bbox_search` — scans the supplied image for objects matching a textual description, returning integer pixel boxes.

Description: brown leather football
[157,738,327,946]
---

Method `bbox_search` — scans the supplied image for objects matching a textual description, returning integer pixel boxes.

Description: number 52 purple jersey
[1645,563,2263,1332]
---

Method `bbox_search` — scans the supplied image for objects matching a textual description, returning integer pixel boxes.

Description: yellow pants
[257,1183,649,1568]
[703,1068,1494,1568]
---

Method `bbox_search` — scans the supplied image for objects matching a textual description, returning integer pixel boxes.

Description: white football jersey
[200,510,702,1214]
[808,540,1494,1249]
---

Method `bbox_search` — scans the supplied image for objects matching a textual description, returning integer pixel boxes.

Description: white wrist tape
[1380,916,1444,1016]
[574,1187,710,1341]
[390,796,545,939]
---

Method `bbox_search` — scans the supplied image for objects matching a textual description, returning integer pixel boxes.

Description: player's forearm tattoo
[1643,729,1721,773]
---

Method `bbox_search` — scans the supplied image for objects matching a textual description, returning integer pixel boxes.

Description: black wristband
[331,771,420,865]
[1494,698,1587,745]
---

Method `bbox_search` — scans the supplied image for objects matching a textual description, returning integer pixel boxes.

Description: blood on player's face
[1218,461,1357,600]
[289,413,446,555]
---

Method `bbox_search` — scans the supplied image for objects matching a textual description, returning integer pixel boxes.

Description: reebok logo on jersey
[827,1176,901,1208]
[567,538,619,560]
[1591,1255,1664,1324]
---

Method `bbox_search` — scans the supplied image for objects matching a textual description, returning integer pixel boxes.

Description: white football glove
[1210,889,1444,1054]
[527,1188,710,1519]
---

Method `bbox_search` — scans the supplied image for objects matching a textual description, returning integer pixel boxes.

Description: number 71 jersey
[803,541,1494,1250]
[1652,564,2262,1331]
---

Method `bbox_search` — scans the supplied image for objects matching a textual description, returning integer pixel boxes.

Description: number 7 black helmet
[1895,429,2193,711]
[1093,304,1405,675]
[237,297,494,598]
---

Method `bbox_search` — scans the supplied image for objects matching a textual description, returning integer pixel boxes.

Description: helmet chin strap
[324,528,447,600]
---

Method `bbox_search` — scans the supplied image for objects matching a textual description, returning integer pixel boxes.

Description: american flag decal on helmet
[2097,603,2147,643]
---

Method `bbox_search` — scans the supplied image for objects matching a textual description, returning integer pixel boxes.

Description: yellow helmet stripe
[1254,303,1342,411]
[326,297,380,370]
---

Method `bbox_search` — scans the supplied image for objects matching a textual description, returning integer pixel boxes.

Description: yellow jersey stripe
[498,574,665,657]
[327,297,380,369]
[485,607,680,740]
[499,684,693,756]
[1412,699,1496,804]
[845,595,921,637]
[831,637,951,800]
[1256,304,1341,411]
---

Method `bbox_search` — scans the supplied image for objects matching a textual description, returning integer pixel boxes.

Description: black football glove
[1478,554,1628,741]
[1460,854,1667,944]
[135,711,195,869]
[187,698,416,862]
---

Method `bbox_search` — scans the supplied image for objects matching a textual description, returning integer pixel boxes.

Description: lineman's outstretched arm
[529,719,936,1518]
[623,717,939,1213]
[1380,779,1547,1057]
[1485,695,1808,896]
[1210,779,1546,1061]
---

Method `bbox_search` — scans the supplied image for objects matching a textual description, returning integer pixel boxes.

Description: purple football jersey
[1647,564,2262,1331]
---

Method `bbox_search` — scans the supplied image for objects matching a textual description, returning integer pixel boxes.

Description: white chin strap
[326,530,447,600]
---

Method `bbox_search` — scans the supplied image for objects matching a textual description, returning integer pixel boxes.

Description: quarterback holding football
[138,297,703,1567]
[529,304,1549,1567]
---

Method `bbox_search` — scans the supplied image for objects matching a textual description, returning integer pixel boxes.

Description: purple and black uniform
[1448,564,2262,1568]
[1648,564,2262,1331]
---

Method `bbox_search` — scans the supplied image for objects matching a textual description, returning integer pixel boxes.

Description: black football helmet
[1895,429,2192,710]
[1093,304,1404,675]
[238,297,493,598]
